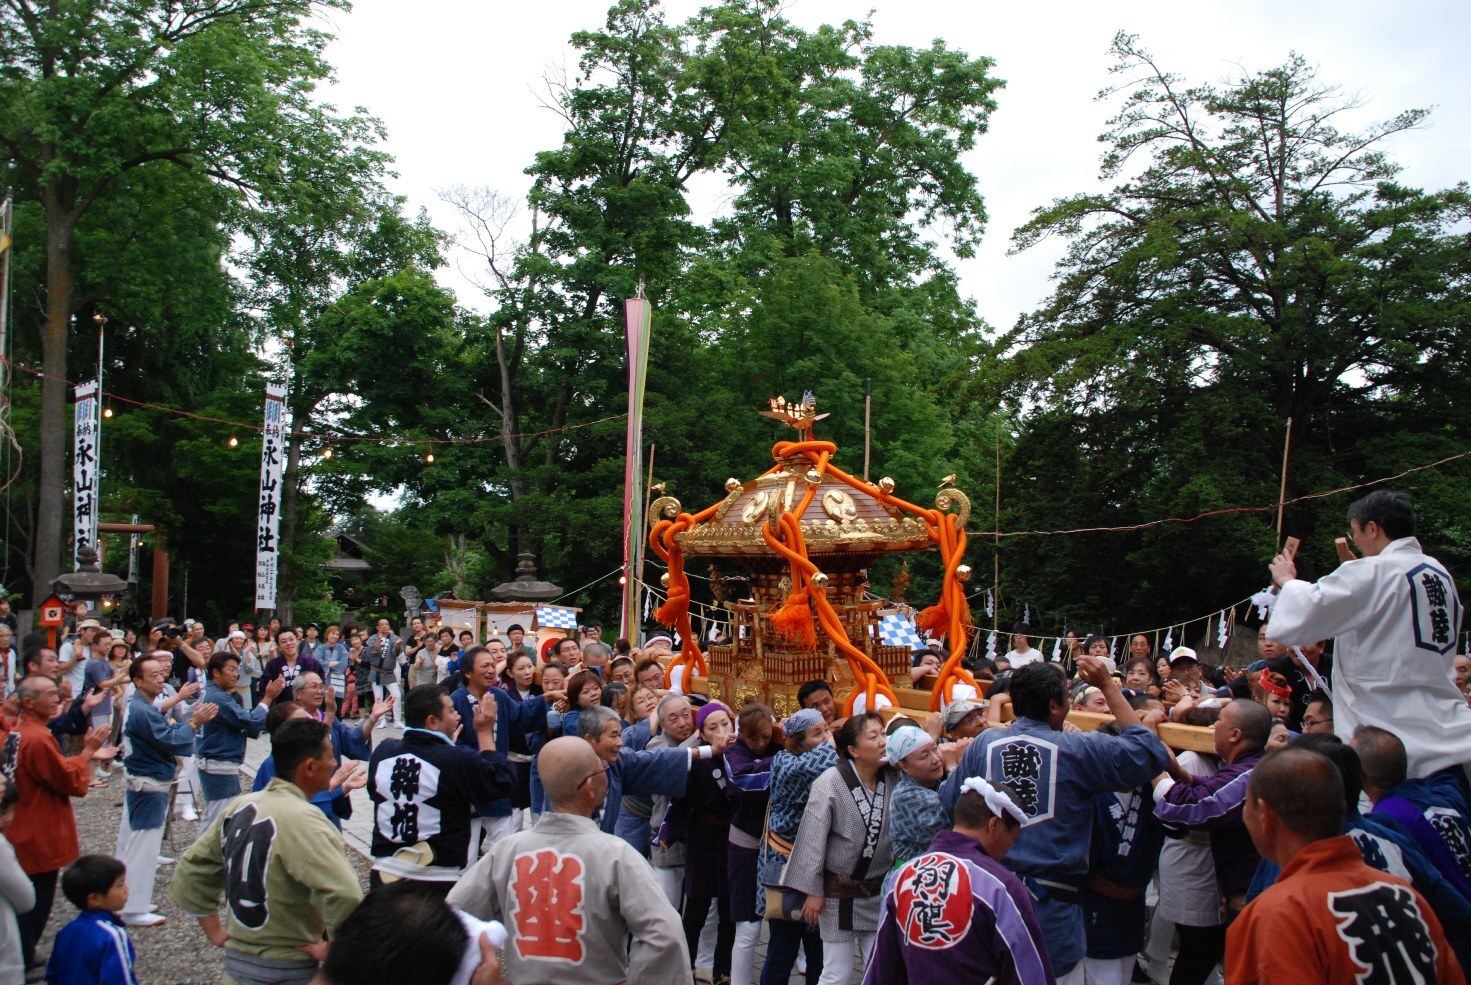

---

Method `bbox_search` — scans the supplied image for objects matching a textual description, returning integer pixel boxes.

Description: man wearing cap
[866,776,1052,985]
[943,699,988,740]
[887,726,953,865]
[1268,489,1471,780]
[1164,646,1203,698]
[57,618,102,705]
[940,658,1168,985]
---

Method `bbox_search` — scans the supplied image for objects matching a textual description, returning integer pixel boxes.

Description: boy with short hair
[46,854,138,984]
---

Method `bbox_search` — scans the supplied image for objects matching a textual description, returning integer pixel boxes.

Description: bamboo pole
[1276,417,1293,550]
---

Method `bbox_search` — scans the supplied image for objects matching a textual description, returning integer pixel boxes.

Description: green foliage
[979,33,1471,630]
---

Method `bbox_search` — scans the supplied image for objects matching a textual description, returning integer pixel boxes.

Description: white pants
[373,680,404,724]
[695,899,717,971]
[173,756,198,802]
[467,814,518,861]
[817,932,874,985]
[731,920,763,985]
[654,865,683,908]
[115,811,165,919]
[1055,962,1087,985]
[1084,956,1137,985]
[201,796,232,827]
[1142,908,1175,983]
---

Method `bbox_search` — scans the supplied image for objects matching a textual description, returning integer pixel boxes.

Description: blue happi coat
[939,716,1167,975]
[450,684,548,818]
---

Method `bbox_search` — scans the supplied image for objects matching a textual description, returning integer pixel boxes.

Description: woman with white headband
[864,776,1053,985]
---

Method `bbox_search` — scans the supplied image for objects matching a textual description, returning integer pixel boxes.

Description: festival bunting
[72,379,100,567]
[127,513,140,584]
[254,383,287,609]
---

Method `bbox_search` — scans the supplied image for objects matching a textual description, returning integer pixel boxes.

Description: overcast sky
[319,0,1471,334]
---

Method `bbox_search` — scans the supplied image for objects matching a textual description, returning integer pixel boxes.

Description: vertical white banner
[72,379,100,568]
[254,383,288,609]
[127,512,140,584]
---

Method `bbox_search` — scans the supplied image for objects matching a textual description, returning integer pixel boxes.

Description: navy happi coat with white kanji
[367,727,515,878]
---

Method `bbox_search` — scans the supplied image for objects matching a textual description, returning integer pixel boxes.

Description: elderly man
[448,737,689,984]
[940,658,1168,985]
[197,651,287,823]
[1227,748,1464,985]
[9,676,114,971]
[641,695,698,895]
[1269,489,1471,779]
[116,654,219,926]
[57,618,102,701]
[172,718,365,985]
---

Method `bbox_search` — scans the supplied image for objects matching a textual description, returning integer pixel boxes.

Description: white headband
[959,775,1028,825]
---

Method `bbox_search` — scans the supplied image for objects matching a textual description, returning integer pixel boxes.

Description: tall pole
[1275,417,1293,550]
[0,192,12,584]
[994,415,1002,619]
[620,292,653,641]
[863,377,872,481]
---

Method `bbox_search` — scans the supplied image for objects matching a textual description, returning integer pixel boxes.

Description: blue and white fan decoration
[878,611,925,651]
[535,605,579,630]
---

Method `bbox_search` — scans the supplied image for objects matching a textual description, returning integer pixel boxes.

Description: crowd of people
[0,489,1469,984]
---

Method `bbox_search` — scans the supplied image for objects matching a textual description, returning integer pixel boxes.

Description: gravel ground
[36,779,372,985]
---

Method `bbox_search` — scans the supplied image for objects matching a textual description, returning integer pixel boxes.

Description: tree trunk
[34,203,74,603]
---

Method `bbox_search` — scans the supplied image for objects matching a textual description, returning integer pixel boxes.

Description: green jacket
[169,778,364,961]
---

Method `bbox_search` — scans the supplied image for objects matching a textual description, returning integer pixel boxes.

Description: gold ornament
[660,572,671,587]
[879,476,895,494]
[955,564,972,582]
[811,572,830,589]
[805,469,822,485]
[725,477,742,492]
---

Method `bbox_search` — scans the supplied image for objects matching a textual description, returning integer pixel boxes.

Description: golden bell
[955,564,972,582]
[805,469,822,485]
[811,572,829,589]
[660,572,671,588]
[725,477,741,492]
[878,477,895,494]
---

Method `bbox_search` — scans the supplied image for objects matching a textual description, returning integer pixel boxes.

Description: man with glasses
[448,736,688,984]
[1270,490,1471,779]
[1300,692,1335,735]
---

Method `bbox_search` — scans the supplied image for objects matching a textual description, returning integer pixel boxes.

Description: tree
[986,34,1471,625]
[0,0,387,601]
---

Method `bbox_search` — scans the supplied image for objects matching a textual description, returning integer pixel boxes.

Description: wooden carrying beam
[681,671,1215,754]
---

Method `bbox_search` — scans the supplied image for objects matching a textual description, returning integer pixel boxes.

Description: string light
[424,452,435,464]
[102,405,113,418]
[227,431,239,448]
[322,443,333,460]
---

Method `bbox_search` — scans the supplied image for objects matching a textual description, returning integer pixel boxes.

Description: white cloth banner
[254,384,288,609]
[72,379,100,567]
[127,513,140,584]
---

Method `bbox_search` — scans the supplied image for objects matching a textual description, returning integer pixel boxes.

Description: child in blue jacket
[46,855,137,985]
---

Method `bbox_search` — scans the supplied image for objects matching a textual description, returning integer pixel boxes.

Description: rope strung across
[649,439,979,713]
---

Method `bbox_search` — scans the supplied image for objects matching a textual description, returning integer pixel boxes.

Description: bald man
[1228,748,1464,985]
[448,738,688,985]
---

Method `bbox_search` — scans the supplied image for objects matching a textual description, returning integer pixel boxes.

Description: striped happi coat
[784,762,897,940]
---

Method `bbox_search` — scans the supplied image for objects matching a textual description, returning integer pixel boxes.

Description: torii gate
[97,521,169,620]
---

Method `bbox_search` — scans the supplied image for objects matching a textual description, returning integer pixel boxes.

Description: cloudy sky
[319,0,1471,334]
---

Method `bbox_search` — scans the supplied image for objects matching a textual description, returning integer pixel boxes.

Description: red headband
[1257,670,1291,701]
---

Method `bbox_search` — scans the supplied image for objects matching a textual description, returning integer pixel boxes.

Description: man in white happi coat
[1269,490,1471,779]
[447,736,688,985]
